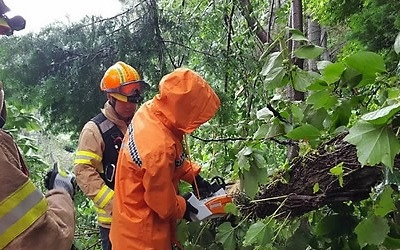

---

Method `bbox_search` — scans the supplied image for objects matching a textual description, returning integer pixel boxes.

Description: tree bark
[286,0,304,160]
[307,16,321,71]
[237,0,270,44]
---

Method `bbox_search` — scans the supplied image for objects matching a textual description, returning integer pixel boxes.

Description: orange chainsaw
[186,176,233,221]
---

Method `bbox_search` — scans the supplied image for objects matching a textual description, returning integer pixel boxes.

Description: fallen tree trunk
[236,133,385,219]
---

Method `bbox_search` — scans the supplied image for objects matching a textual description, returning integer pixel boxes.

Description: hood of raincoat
[151,68,220,134]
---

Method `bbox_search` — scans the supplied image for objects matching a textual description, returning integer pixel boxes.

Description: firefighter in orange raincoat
[110,68,220,249]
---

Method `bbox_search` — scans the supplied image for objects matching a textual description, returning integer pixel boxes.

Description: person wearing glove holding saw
[0,80,76,250]
[110,68,220,250]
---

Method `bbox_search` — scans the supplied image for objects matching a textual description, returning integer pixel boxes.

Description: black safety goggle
[126,92,144,104]
[106,80,149,96]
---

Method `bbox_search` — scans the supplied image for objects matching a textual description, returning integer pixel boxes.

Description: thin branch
[190,134,248,142]
[267,0,275,41]
[266,103,290,124]
[224,3,235,93]
[238,0,270,44]
[190,134,295,146]
[162,40,216,57]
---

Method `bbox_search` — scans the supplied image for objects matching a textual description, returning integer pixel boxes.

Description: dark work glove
[183,192,199,222]
[192,175,212,199]
[44,163,77,199]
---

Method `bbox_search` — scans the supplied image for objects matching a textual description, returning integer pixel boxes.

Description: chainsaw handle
[210,176,226,189]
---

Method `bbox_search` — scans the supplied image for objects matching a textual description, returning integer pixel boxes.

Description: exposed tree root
[235,133,385,219]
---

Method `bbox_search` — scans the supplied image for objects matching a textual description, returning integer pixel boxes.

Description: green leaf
[242,169,260,198]
[224,203,239,216]
[316,60,332,72]
[288,28,308,42]
[243,221,273,246]
[361,103,400,125]
[341,67,363,88]
[241,146,253,156]
[292,70,319,92]
[237,152,251,171]
[307,90,338,109]
[294,45,324,59]
[330,164,344,176]
[177,222,189,245]
[307,79,329,91]
[256,107,274,120]
[345,51,386,75]
[254,124,269,139]
[388,88,400,99]
[355,215,389,247]
[387,169,400,186]
[330,163,344,187]
[304,107,328,130]
[383,236,400,249]
[327,101,352,130]
[291,104,304,123]
[216,222,237,250]
[320,62,346,84]
[286,124,321,140]
[394,32,400,54]
[316,214,357,237]
[264,67,287,90]
[252,152,267,169]
[291,33,308,42]
[264,119,285,138]
[285,220,311,250]
[313,183,320,193]
[374,186,395,217]
[344,121,400,169]
[261,51,284,76]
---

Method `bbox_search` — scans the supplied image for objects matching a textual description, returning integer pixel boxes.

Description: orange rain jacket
[0,130,75,250]
[74,102,129,228]
[110,68,220,249]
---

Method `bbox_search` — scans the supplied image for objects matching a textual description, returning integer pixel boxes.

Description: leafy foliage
[2,0,400,249]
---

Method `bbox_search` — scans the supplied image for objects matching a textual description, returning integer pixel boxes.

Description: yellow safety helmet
[100,61,149,103]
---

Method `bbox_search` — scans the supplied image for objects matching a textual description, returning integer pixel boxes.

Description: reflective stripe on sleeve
[93,185,114,209]
[74,150,102,166]
[94,207,112,224]
[0,180,48,249]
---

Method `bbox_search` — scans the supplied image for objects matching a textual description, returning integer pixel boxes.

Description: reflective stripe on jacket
[0,180,48,249]
[73,102,128,227]
[110,68,220,249]
[1,130,75,250]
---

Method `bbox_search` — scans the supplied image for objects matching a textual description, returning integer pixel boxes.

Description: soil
[235,133,385,219]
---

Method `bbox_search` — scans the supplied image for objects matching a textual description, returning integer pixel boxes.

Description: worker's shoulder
[0,128,15,144]
[78,120,102,139]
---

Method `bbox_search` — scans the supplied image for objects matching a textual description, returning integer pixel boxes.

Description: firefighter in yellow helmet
[73,61,149,250]
[0,1,76,249]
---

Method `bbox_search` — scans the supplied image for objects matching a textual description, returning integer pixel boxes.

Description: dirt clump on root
[236,133,385,219]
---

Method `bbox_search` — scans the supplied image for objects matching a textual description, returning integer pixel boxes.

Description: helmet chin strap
[109,96,116,107]
[108,97,133,124]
